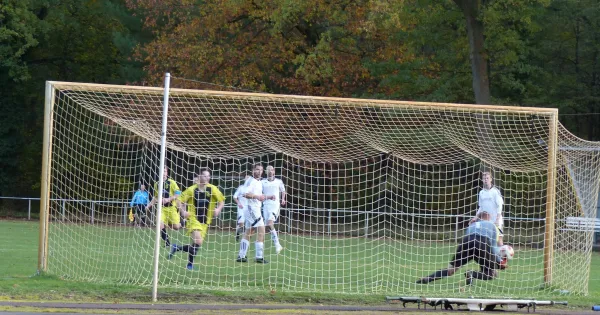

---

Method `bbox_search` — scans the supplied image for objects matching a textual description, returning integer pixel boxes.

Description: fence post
[91,202,95,224]
[455,216,459,240]
[288,210,292,234]
[62,200,66,221]
[411,214,414,240]
[365,212,369,238]
[28,199,31,220]
[328,209,332,234]
[123,205,127,225]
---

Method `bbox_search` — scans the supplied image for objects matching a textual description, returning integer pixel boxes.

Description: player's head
[140,184,146,191]
[163,167,169,180]
[478,211,492,221]
[266,165,275,178]
[196,168,211,185]
[481,171,493,189]
[252,163,263,179]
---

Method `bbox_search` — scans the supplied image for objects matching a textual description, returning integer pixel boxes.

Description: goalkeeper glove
[499,258,508,270]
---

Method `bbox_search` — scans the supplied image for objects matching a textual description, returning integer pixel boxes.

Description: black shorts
[450,234,499,273]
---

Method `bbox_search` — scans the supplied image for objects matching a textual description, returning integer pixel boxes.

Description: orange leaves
[127,0,410,97]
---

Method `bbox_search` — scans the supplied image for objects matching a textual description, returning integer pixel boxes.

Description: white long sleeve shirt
[476,186,504,226]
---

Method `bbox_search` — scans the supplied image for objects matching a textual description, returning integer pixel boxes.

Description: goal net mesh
[42,82,600,296]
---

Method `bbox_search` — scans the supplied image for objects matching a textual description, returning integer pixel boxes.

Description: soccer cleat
[415,277,432,284]
[236,256,248,263]
[275,245,284,254]
[168,244,178,260]
[186,263,194,270]
[255,258,269,264]
[465,271,474,286]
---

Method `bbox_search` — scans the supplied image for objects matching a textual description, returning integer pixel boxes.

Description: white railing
[1,196,545,236]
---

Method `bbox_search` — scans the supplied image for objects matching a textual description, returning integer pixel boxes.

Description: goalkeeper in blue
[416,211,507,286]
[169,169,225,270]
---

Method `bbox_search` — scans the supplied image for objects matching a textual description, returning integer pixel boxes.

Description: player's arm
[165,181,181,204]
[469,210,481,224]
[177,188,191,218]
[244,192,266,201]
[146,186,158,209]
[213,188,226,217]
[243,181,266,201]
[495,189,504,227]
[280,181,287,206]
[130,192,137,207]
[233,187,243,208]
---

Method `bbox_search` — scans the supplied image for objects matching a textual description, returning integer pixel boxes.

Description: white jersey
[476,186,503,226]
[261,178,285,211]
[233,184,247,218]
[244,176,263,210]
[243,176,264,227]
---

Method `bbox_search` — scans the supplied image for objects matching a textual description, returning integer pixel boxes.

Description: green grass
[1,220,599,309]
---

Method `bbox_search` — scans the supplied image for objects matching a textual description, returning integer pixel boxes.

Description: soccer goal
[39,76,600,299]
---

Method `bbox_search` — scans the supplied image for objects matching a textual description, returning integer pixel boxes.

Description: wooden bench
[564,217,600,232]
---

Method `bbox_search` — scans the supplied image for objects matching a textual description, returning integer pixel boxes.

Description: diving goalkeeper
[416,211,507,286]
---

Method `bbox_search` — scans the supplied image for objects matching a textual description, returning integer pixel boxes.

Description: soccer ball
[499,245,515,260]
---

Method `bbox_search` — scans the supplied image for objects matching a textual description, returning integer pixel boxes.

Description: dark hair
[478,211,491,221]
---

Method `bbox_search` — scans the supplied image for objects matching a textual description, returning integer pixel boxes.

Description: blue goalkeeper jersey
[465,220,501,255]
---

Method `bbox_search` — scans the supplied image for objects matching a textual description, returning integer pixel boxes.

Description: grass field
[1,219,599,310]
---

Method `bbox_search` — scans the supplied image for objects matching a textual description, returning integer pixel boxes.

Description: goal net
[39,80,600,297]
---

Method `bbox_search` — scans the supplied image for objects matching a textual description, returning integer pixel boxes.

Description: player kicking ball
[416,211,508,286]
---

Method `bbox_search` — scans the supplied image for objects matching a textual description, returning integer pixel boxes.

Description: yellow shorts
[160,206,180,226]
[186,220,208,240]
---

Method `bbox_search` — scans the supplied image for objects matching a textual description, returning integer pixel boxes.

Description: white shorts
[245,206,264,229]
[236,207,245,224]
[263,203,280,223]
[263,209,280,223]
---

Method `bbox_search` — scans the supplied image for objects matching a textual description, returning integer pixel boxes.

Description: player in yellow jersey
[146,167,181,248]
[169,168,225,270]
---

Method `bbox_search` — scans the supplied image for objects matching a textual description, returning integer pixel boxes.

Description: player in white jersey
[471,171,504,245]
[236,163,270,263]
[262,165,286,254]
[232,175,250,241]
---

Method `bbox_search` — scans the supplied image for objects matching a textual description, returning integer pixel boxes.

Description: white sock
[255,242,264,259]
[271,230,280,247]
[239,239,249,258]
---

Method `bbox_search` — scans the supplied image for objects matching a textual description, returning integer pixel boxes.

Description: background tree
[0,0,146,199]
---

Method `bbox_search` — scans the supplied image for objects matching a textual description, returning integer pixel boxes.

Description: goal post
[544,112,558,286]
[39,80,600,297]
[38,81,55,273]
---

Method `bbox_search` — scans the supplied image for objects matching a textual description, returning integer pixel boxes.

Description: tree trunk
[453,0,491,104]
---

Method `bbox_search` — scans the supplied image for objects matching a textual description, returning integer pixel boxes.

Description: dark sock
[161,228,170,246]
[184,244,200,265]
[427,269,449,281]
[472,271,493,281]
